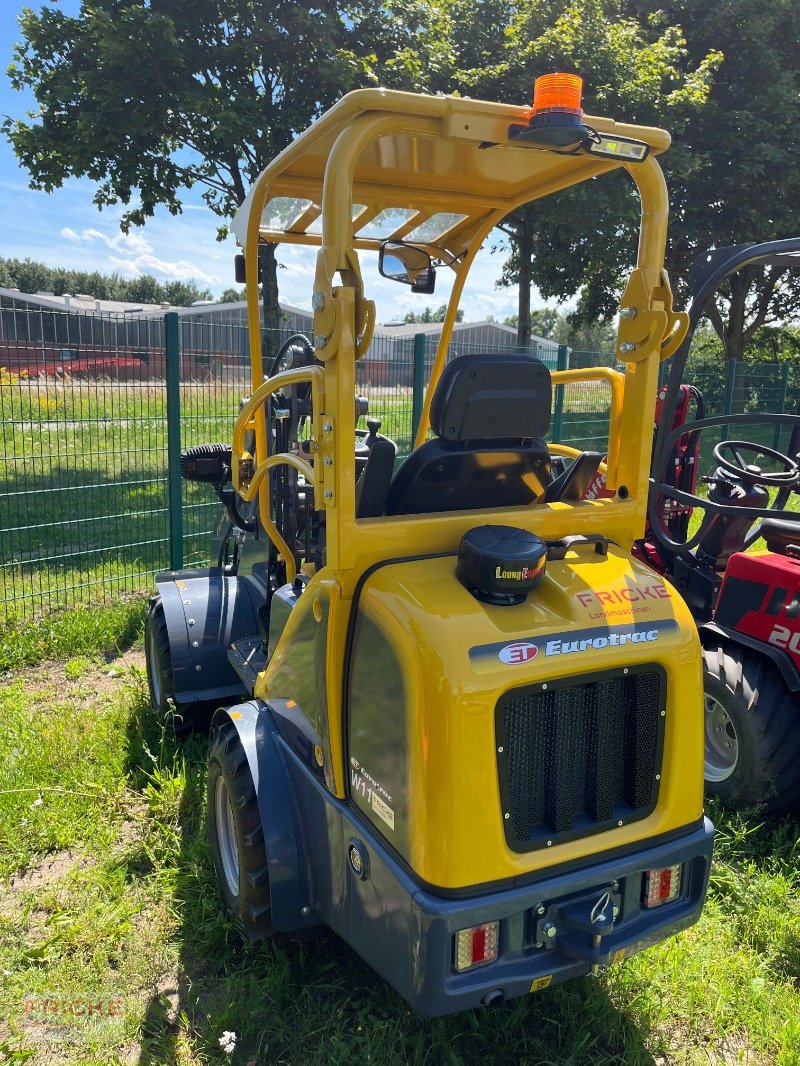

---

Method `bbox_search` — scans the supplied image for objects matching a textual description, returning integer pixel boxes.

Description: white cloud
[107,253,220,286]
[61,225,153,255]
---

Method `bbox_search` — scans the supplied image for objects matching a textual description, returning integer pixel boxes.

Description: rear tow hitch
[535,887,621,972]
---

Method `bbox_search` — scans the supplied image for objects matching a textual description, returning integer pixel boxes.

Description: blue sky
[0,2,519,323]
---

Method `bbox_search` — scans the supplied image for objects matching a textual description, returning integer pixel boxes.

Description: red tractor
[644,238,800,813]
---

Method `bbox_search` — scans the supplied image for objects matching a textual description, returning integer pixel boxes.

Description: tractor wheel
[207,718,274,943]
[145,597,207,731]
[145,597,176,721]
[702,642,800,814]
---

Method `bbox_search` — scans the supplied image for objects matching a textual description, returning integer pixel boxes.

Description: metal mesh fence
[0,315,170,620]
[2,304,798,622]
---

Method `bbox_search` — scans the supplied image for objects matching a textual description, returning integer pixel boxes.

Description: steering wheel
[713,440,800,488]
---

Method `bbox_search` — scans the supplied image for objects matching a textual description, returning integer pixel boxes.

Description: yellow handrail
[237,453,316,502]
[551,367,624,489]
[231,365,325,585]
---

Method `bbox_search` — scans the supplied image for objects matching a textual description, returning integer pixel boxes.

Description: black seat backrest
[384,354,552,517]
[356,436,397,518]
[545,451,603,503]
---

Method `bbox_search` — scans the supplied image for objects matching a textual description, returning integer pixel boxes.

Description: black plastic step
[227,635,268,693]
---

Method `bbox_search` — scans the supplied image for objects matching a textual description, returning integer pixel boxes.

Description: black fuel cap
[456,525,547,606]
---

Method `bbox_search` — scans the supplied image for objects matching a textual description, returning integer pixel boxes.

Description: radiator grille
[498,667,665,851]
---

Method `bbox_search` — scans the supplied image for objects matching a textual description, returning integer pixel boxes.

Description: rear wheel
[145,597,207,730]
[145,597,176,721]
[207,719,274,942]
[702,642,800,814]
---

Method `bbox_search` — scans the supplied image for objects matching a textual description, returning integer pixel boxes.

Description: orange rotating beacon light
[509,73,650,161]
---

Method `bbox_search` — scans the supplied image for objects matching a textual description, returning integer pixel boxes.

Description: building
[0,287,559,382]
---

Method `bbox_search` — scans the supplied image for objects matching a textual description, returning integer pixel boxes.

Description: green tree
[505,306,614,350]
[466,0,798,407]
[632,0,800,412]
[0,256,214,305]
[552,315,616,353]
[219,287,246,304]
[4,0,410,360]
[403,304,464,324]
[505,307,562,339]
[471,0,720,347]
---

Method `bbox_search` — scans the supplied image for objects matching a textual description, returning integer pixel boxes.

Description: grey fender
[155,568,257,706]
[211,700,317,934]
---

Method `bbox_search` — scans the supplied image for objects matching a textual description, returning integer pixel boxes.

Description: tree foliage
[638,0,800,411]
[0,256,212,305]
[5,0,798,386]
[456,0,721,344]
[505,307,615,351]
[476,0,799,386]
[3,0,416,349]
[218,287,246,304]
[402,304,464,324]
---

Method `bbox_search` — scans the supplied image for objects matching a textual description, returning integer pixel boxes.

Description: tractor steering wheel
[712,440,800,488]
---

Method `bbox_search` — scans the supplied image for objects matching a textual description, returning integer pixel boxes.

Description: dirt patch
[153,968,181,1029]
[0,851,89,922]
[9,849,86,893]
[657,1025,766,1066]
[4,649,146,696]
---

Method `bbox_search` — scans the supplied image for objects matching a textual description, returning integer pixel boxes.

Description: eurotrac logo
[468,619,679,671]
[498,642,538,664]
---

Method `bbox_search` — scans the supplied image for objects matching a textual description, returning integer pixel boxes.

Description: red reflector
[642,864,681,908]
[472,926,486,963]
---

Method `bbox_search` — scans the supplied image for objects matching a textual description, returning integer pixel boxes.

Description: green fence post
[773,362,790,452]
[552,344,569,443]
[722,358,737,442]
[165,312,184,571]
[411,332,426,443]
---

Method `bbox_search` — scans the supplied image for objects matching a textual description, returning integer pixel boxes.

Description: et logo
[498,642,538,665]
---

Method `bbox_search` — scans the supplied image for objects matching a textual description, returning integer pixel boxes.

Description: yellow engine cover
[345,545,704,890]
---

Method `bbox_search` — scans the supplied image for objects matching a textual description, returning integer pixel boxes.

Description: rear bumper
[404,818,713,1015]
[281,731,713,1016]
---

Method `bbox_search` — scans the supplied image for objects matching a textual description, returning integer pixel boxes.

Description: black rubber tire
[145,597,176,721]
[702,641,800,815]
[206,718,275,943]
[145,596,207,731]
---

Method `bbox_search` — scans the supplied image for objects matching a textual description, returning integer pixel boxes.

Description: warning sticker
[530,975,553,992]
[370,792,395,831]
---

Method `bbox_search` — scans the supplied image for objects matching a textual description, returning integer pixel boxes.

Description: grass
[0,621,798,1064]
[0,598,147,673]
[2,360,797,629]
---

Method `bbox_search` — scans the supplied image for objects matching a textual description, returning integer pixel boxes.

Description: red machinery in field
[644,238,800,814]
[563,239,800,813]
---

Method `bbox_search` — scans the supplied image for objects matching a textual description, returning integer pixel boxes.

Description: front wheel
[207,719,274,943]
[702,642,800,814]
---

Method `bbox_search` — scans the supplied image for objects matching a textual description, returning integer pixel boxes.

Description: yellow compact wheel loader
[146,74,713,1016]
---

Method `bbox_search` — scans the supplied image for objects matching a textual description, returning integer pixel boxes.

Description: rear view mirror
[379,241,436,294]
[234,246,272,285]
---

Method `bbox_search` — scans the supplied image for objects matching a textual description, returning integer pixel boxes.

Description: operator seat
[384,354,552,516]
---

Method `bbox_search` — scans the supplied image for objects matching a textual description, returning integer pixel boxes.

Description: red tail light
[454,921,499,971]
[642,864,682,908]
